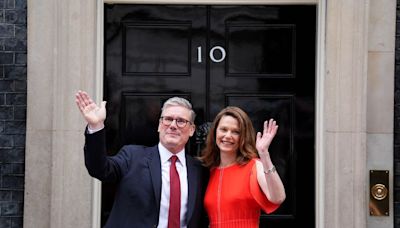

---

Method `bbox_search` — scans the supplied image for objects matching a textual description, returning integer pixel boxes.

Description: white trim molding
[315,1,326,227]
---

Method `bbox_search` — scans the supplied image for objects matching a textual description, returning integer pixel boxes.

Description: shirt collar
[158,143,186,166]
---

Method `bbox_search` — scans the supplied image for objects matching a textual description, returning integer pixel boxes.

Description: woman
[200,106,286,228]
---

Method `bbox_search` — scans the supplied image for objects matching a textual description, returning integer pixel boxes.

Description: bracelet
[263,166,276,175]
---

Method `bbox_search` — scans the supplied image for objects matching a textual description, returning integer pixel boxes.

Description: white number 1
[197,46,202,63]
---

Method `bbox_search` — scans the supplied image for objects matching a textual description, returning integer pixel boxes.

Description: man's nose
[169,119,178,128]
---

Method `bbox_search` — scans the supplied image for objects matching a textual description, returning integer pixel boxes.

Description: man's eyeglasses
[160,116,192,128]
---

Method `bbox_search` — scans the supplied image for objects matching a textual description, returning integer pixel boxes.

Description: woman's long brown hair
[199,106,258,168]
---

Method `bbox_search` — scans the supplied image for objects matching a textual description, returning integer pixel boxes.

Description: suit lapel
[186,155,199,223]
[148,146,162,212]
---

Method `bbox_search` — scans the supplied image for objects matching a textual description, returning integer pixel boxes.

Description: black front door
[104,4,315,227]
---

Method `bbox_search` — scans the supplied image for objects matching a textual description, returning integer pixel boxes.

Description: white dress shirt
[157,143,188,228]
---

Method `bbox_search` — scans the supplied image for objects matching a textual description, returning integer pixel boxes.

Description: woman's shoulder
[246,158,259,167]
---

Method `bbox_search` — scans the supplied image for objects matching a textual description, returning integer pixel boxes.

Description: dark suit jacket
[84,128,209,228]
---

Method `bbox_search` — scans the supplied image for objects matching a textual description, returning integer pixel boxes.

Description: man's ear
[189,124,195,137]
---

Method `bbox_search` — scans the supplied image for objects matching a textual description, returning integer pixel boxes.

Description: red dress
[204,159,280,228]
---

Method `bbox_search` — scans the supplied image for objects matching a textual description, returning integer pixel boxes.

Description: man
[75,91,208,228]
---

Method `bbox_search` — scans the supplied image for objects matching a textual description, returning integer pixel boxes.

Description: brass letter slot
[369,170,389,216]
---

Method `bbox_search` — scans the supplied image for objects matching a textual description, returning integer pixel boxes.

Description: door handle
[195,122,212,156]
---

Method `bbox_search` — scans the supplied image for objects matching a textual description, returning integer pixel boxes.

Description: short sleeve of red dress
[249,159,280,214]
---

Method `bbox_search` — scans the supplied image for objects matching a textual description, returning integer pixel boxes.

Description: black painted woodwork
[104,4,316,227]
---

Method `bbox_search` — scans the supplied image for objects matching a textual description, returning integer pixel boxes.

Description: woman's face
[216,115,240,155]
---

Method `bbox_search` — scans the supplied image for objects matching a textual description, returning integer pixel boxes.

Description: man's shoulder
[186,155,205,168]
[120,144,158,157]
[122,144,156,150]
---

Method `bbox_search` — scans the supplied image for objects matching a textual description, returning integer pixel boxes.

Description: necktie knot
[170,155,178,164]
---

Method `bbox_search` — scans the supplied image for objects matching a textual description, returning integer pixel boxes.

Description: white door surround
[24,0,395,228]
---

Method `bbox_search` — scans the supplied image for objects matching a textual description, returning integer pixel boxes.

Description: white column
[324,0,369,227]
[366,0,396,227]
[25,0,97,227]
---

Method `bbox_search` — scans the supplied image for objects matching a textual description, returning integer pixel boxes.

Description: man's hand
[75,90,106,130]
[256,119,278,155]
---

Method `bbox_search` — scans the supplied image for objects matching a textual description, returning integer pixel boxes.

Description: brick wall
[395,1,400,227]
[0,0,26,227]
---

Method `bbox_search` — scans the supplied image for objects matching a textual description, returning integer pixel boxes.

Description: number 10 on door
[197,46,226,63]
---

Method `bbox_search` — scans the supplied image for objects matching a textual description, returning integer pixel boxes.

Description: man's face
[158,106,195,153]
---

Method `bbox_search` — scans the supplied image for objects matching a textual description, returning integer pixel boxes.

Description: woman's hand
[256,119,278,155]
[75,90,106,130]
[255,119,285,204]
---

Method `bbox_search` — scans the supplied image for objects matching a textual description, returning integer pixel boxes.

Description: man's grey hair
[161,97,196,122]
